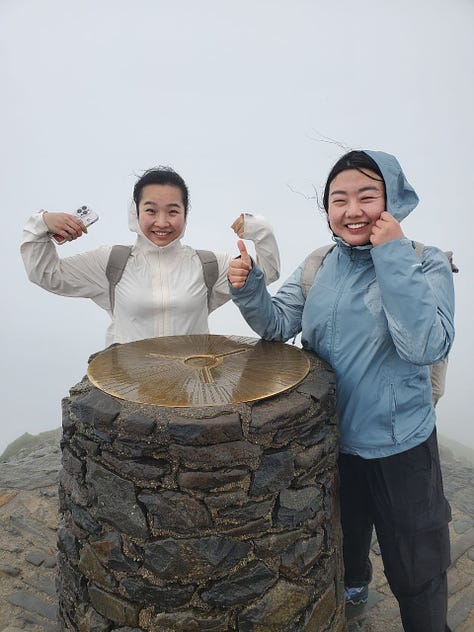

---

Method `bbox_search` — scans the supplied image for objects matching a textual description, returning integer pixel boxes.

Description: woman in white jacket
[21,167,280,346]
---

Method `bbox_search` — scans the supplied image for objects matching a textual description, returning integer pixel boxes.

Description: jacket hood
[127,199,187,248]
[364,150,419,222]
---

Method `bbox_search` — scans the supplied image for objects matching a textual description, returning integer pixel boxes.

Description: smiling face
[137,184,186,247]
[328,169,386,246]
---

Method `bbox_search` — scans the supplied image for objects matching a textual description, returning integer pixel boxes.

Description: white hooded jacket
[21,203,280,346]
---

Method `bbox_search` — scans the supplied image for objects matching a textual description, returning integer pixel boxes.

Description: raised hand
[228,239,252,289]
[370,211,404,247]
[42,212,88,242]
[231,213,246,238]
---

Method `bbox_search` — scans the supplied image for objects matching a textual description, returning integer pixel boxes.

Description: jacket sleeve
[20,212,112,310]
[241,214,280,284]
[371,237,455,365]
[229,263,306,342]
[207,214,281,313]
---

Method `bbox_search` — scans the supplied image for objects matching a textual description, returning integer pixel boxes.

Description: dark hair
[322,150,385,211]
[133,167,189,217]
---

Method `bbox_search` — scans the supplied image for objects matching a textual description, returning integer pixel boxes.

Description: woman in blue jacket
[228,150,454,632]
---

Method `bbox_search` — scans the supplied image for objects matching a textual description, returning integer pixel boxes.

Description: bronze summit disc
[87,334,310,407]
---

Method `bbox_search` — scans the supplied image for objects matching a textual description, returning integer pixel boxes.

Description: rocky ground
[0,432,472,631]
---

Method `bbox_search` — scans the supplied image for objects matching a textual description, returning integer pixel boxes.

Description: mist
[1,0,473,454]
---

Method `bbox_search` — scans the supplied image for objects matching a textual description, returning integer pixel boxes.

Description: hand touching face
[369,211,404,246]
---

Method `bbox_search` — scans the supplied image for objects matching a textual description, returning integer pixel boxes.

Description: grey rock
[138,489,213,532]
[168,412,243,445]
[177,466,249,490]
[200,560,275,606]
[88,584,139,627]
[249,449,295,496]
[24,572,57,598]
[275,485,322,528]
[120,576,195,608]
[453,518,473,534]
[0,563,21,577]
[85,460,148,538]
[71,389,121,430]
[143,535,251,579]
[25,550,49,567]
[250,392,312,435]
[5,589,57,620]
[122,413,156,436]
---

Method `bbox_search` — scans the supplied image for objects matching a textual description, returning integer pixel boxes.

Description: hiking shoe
[344,584,369,606]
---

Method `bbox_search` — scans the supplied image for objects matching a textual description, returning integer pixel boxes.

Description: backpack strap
[301,244,336,299]
[106,245,132,312]
[196,250,218,306]
[413,241,459,273]
[106,246,219,313]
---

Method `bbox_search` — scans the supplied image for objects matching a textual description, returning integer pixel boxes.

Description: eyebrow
[142,200,183,208]
[330,185,381,196]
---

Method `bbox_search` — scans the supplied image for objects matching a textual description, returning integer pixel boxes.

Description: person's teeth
[347,223,365,229]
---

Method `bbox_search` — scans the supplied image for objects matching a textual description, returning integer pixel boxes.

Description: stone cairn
[57,350,346,631]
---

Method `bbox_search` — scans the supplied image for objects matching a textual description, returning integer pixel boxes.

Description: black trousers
[338,428,452,632]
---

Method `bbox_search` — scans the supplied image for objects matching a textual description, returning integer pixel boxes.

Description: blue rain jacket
[230,151,455,458]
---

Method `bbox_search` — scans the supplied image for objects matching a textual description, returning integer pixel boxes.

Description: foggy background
[1,0,473,455]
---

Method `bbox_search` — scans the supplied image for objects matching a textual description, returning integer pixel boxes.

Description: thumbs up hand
[228,239,253,289]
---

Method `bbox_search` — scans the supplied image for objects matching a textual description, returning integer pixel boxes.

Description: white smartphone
[51,205,99,245]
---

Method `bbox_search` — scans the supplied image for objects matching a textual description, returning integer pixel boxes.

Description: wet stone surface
[0,373,472,631]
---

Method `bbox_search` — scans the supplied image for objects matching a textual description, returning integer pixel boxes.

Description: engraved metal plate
[87,334,310,407]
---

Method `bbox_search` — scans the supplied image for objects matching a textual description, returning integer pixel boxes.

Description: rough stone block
[216,498,275,525]
[280,531,324,578]
[169,440,261,469]
[200,560,275,606]
[78,544,117,590]
[88,584,139,626]
[296,369,335,402]
[273,412,333,447]
[120,576,195,609]
[91,532,141,572]
[77,606,111,632]
[85,460,148,539]
[71,389,121,430]
[169,412,242,445]
[250,392,312,435]
[138,490,213,532]
[71,503,102,535]
[302,585,337,632]
[62,446,84,476]
[250,449,295,496]
[143,535,251,580]
[139,609,230,632]
[203,489,248,511]
[238,578,314,629]
[275,486,322,528]
[57,521,79,563]
[254,530,303,560]
[219,517,272,537]
[178,466,249,491]
[59,468,89,507]
[101,451,169,485]
[57,552,88,603]
[122,414,156,436]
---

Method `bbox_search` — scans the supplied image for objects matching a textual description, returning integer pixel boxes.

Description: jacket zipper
[329,253,355,366]
[390,382,398,444]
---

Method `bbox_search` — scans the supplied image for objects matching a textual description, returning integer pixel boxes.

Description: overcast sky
[1,0,473,454]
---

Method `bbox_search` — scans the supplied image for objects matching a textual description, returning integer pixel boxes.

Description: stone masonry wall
[57,350,346,632]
